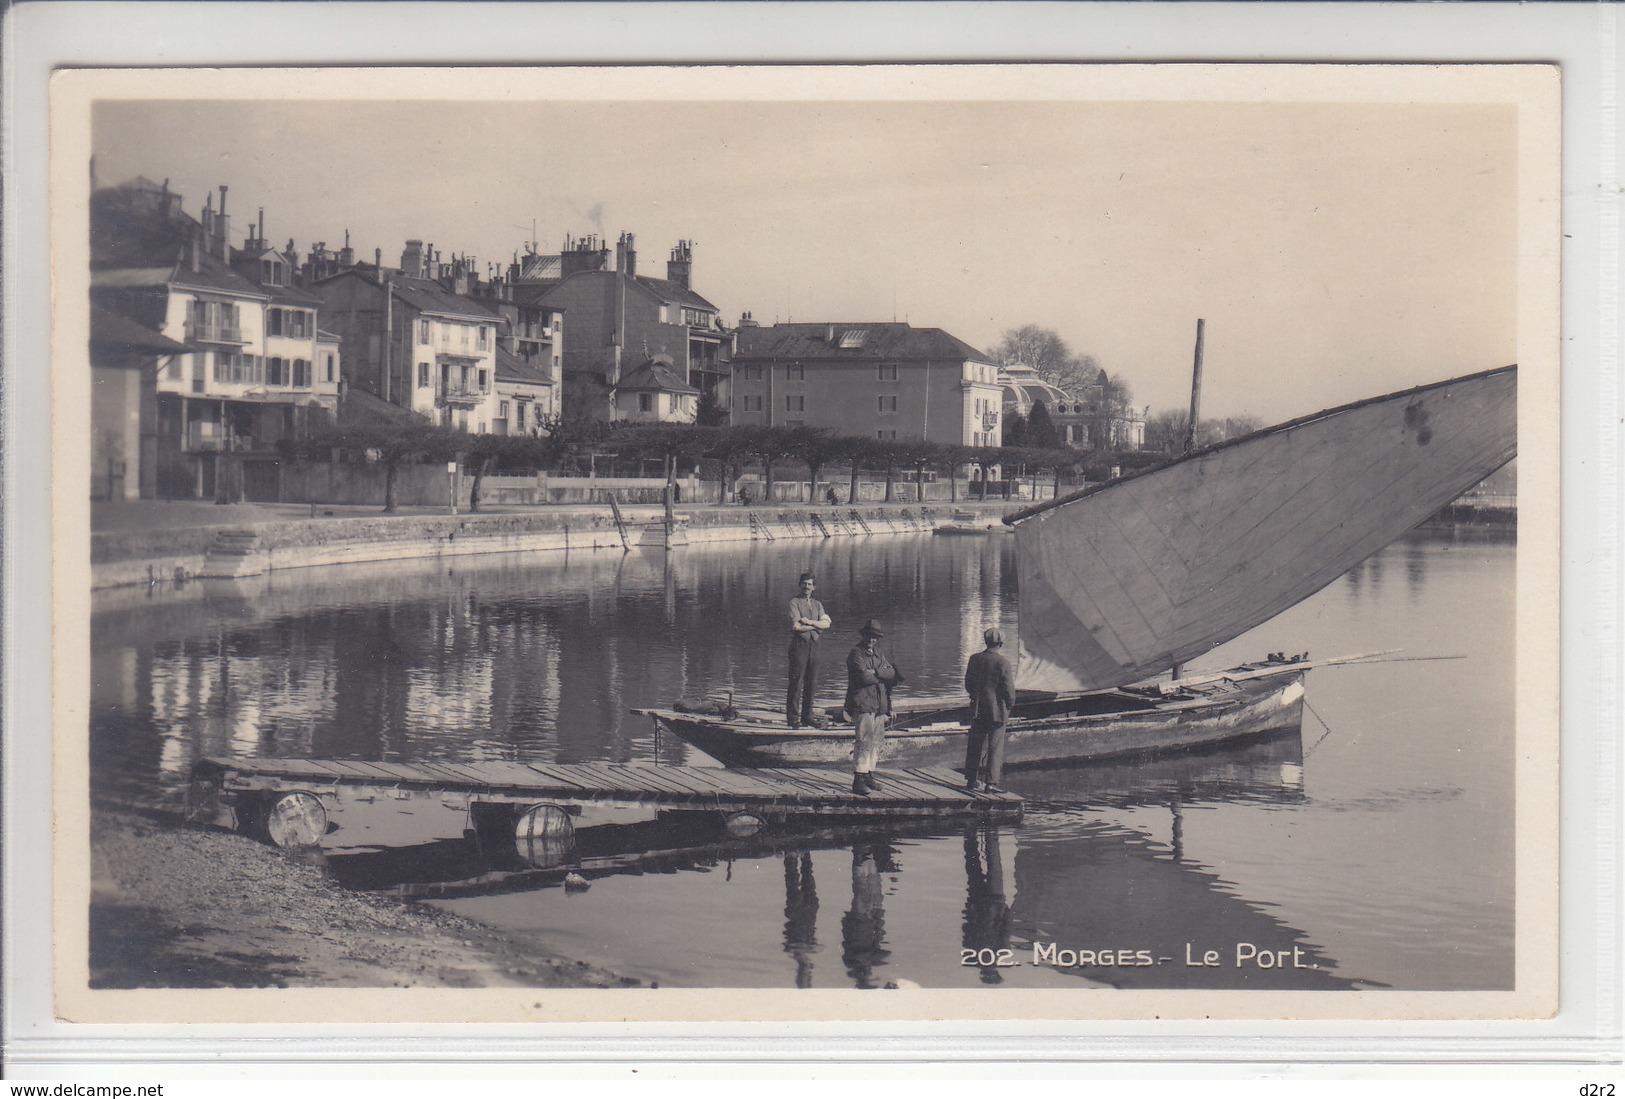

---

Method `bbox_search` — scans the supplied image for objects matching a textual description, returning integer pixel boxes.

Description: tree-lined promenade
[282,416,1168,513]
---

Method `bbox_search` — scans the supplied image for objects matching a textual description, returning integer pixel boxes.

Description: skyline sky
[91,92,1518,424]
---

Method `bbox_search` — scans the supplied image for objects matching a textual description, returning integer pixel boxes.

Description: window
[419,319,431,344]
[515,403,526,430]
[639,393,653,413]
[786,364,804,381]
[418,363,430,388]
[743,395,763,413]
[293,359,311,388]
[839,330,867,349]
[877,363,898,382]
[478,326,489,350]
[878,395,898,413]
[741,365,763,381]
[267,357,286,386]
[786,395,805,413]
[477,369,489,391]
[877,429,897,440]
[267,309,283,337]
[499,401,510,418]
[325,354,335,382]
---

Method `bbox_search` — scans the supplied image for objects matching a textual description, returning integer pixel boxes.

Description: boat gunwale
[636,670,1299,742]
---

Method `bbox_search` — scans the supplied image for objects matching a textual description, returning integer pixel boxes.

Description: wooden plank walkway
[193,756,1021,820]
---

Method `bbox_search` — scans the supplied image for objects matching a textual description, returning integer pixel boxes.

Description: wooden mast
[1173,318,1204,680]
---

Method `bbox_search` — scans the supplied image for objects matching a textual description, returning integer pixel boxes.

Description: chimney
[217,185,230,260]
[667,239,692,290]
[560,233,610,278]
[616,231,637,279]
[738,311,758,328]
[339,229,355,267]
[827,324,835,342]
[401,240,424,278]
[375,248,385,284]
[190,223,201,272]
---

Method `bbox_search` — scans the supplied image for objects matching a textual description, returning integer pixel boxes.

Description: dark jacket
[965,648,1016,726]
[845,643,904,716]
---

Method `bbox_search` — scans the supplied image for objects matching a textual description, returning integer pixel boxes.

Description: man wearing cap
[787,572,832,728]
[844,619,905,795]
[963,626,1017,792]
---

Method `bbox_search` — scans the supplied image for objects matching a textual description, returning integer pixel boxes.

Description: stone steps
[199,528,266,578]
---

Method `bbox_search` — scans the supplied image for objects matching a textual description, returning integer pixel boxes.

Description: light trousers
[853,712,887,773]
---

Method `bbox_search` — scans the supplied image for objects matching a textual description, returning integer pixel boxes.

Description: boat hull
[642,670,1306,770]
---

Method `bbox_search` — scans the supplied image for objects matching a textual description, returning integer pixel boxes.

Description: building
[533,233,725,422]
[313,242,563,435]
[233,213,343,416]
[998,362,1146,450]
[728,321,1004,447]
[613,357,700,423]
[89,305,191,500]
[313,245,506,432]
[90,179,340,500]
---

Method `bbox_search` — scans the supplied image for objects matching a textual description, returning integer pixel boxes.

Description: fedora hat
[859,619,885,638]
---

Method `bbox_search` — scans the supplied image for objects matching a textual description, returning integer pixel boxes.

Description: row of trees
[281,415,1164,513]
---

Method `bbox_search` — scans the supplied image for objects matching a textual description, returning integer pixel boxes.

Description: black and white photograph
[47,60,1561,1025]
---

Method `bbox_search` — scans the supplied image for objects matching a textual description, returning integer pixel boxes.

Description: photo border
[4,0,1616,1073]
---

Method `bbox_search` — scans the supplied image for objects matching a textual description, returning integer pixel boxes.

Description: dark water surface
[90,530,1515,990]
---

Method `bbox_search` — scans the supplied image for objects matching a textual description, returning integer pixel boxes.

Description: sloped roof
[389,276,502,321]
[633,274,717,312]
[494,345,552,386]
[734,322,990,364]
[516,253,562,281]
[338,387,423,426]
[89,305,193,354]
[262,282,324,306]
[616,359,699,395]
[511,282,563,308]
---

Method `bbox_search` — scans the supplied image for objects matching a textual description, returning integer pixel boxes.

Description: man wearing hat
[844,619,905,795]
[963,626,1016,792]
[786,572,832,728]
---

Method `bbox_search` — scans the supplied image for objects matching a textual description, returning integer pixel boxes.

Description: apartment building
[728,321,1004,447]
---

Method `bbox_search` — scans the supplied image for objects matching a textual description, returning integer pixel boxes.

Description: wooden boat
[640,659,1311,769]
[639,366,1517,769]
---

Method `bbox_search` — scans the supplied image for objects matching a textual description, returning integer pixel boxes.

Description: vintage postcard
[47,61,1560,1028]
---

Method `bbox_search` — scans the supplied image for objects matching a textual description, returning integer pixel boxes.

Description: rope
[1303,698,1336,756]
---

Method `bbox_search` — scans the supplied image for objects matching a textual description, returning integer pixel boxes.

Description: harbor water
[90,529,1516,990]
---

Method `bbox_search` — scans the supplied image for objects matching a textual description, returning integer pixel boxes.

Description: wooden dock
[190,756,1021,850]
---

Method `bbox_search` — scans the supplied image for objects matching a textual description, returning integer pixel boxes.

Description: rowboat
[638,365,1518,769]
[640,660,1310,769]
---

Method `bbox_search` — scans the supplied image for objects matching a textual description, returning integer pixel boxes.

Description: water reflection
[841,843,896,989]
[92,531,1514,990]
[782,853,820,989]
[961,825,1013,985]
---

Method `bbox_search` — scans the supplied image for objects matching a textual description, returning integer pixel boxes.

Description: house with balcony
[234,215,342,419]
[728,321,1004,447]
[90,180,347,500]
[313,245,505,433]
[533,233,726,422]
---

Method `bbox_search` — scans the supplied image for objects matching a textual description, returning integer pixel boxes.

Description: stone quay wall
[90,503,1019,591]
